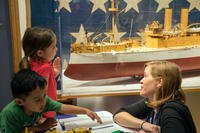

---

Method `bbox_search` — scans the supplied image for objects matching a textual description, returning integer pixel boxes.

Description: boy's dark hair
[11,69,47,98]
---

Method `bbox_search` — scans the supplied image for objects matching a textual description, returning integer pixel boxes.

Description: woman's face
[140,66,161,101]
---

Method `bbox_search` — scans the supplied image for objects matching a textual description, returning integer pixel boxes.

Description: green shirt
[0,96,62,133]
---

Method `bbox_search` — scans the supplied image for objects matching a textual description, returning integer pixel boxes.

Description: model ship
[64,0,200,80]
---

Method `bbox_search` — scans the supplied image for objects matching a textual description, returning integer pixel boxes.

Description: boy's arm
[59,104,102,124]
[27,118,57,132]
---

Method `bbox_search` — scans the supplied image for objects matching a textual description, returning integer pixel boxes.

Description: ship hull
[64,47,200,80]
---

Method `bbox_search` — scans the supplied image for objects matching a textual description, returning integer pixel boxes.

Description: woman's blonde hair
[145,61,185,108]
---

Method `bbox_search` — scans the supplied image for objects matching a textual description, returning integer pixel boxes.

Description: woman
[114,61,196,133]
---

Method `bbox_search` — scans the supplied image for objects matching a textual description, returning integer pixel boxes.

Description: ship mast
[108,0,118,43]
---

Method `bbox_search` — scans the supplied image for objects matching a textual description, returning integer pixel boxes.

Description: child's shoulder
[1,101,23,117]
[31,61,52,76]
[31,60,52,70]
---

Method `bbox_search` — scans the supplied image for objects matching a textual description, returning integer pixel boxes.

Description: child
[19,27,61,118]
[0,69,102,133]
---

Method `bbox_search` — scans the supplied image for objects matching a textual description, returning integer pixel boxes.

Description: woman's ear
[156,77,163,89]
[15,98,24,106]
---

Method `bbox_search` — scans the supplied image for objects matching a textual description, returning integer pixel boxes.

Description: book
[58,111,113,129]
[56,111,133,133]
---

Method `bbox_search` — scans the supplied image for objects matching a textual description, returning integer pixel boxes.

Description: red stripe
[64,57,200,80]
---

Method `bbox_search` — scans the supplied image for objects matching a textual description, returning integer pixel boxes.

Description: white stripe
[69,46,200,64]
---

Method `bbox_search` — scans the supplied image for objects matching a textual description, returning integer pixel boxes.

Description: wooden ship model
[64,0,200,80]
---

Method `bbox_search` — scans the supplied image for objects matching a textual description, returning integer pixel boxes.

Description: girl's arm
[53,57,61,77]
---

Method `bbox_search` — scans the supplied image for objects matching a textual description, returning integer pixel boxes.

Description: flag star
[188,0,200,11]
[90,0,107,13]
[105,24,126,42]
[54,9,58,13]
[155,0,173,12]
[58,0,71,12]
[113,24,126,41]
[124,0,142,13]
[71,24,94,43]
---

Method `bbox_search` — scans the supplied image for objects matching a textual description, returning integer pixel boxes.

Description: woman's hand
[85,109,102,124]
[141,122,160,133]
[53,57,61,77]
[137,130,146,133]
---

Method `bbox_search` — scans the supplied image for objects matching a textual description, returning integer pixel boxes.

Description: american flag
[31,0,200,60]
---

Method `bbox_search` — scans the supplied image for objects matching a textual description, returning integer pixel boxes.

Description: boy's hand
[33,118,57,132]
[85,109,102,124]
[53,57,61,77]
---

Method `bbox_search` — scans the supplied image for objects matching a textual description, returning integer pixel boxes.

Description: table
[55,111,136,133]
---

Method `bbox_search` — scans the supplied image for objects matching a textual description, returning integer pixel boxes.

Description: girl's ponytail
[19,56,30,69]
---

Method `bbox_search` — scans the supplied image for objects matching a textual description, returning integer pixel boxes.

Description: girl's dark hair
[19,27,55,69]
[11,69,47,98]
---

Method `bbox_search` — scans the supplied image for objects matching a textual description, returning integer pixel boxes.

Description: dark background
[0,0,14,109]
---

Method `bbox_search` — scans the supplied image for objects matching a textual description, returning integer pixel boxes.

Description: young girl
[20,27,61,118]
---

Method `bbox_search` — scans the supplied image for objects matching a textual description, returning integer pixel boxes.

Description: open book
[58,111,113,129]
[57,111,134,133]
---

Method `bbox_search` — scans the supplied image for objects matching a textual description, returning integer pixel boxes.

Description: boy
[0,69,102,133]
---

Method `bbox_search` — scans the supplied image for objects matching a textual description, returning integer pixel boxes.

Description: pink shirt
[30,60,57,117]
